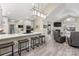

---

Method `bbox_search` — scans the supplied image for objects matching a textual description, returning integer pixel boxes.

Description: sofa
[67,32,79,47]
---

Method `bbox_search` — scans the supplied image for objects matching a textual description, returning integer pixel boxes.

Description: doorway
[9,24,15,34]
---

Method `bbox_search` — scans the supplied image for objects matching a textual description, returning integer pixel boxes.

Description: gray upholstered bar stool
[0,41,15,56]
[18,39,29,56]
[39,35,46,45]
[31,37,40,49]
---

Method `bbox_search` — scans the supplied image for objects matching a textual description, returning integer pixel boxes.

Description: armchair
[53,31,66,43]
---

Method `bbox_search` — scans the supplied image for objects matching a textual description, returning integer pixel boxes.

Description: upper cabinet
[0,5,2,27]
[2,16,9,34]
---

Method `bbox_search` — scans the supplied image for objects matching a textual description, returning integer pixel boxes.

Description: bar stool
[31,37,40,49]
[0,41,15,56]
[35,37,40,47]
[31,37,36,49]
[39,35,46,45]
[18,39,29,56]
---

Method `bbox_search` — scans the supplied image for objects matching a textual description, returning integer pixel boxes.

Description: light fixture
[37,12,40,16]
[43,15,46,19]
[33,10,35,15]
[32,3,35,6]
[34,10,37,15]
[10,20,15,22]
[66,18,71,21]
[41,13,44,17]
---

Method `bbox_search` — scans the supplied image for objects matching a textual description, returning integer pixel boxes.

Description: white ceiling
[47,3,79,22]
[0,3,60,21]
[0,3,33,20]
[1,3,79,22]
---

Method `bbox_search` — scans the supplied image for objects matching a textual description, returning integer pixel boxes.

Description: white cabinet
[2,16,9,34]
[0,6,2,28]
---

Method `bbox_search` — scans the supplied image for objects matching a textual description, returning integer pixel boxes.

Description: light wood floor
[15,35,79,56]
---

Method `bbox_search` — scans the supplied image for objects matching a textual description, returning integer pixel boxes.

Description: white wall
[33,16,43,33]
[15,19,32,33]
[47,4,79,33]
[75,17,79,31]
[0,3,33,34]
[0,5,2,28]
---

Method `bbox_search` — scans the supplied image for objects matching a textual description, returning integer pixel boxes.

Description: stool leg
[12,45,14,56]
[35,39,36,47]
[44,37,46,43]
[31,39,33,48]
[41,38,43,45]
[39,38,40,45]
[40,38,42,45]
[43,37,45,43]
[35,39,38,47]
[27,41,29,52]
[37,39,39,47]
[18,43,21,56]
[33,39,35,49]
[31,39,34,49]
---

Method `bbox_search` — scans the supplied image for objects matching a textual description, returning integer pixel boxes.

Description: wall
[75,17,79,31]
[62,17,79,32]
[54,17,79,34]
[47,4,79,32]
[0,6,2,28]
[1,3,33,21]
[33,16,44,33]
[15,19,32,33]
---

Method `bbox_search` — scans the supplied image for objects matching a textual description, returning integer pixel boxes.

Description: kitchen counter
[0,32,41,40]
[0,32,42,55]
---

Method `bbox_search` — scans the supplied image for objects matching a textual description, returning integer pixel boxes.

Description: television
[26,25,31,33]
[18,25,23,28]
[54,22,61,27]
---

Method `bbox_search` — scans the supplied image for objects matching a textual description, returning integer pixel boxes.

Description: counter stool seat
[18,39,29,43]
[18,39,29,56]
[0,41,15,56]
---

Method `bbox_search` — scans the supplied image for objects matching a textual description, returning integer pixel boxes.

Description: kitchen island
[0,32,42,55]
[0,32,42,40]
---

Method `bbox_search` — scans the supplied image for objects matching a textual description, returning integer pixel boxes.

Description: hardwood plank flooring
[14,35,79,56]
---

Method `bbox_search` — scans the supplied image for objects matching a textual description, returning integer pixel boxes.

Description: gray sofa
[53,31,66,43]
[68,32,79,47]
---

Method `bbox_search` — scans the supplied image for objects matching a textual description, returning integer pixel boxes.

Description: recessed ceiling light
[34,10,37,15]
[66,18,71,21]
[43,15,46,19]
[37,12,40,16]
[32,3,35,6]
[41,14,44,17]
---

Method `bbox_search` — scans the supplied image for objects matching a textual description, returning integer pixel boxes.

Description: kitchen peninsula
[0,32,42,55]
